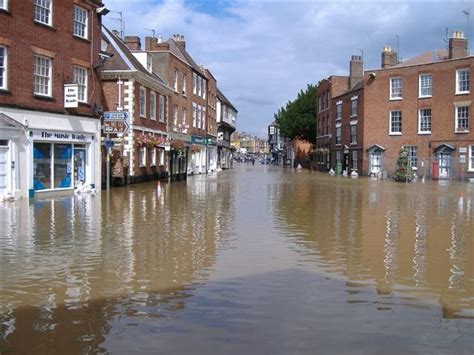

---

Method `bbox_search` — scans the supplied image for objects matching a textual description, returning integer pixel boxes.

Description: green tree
[275,84,317,144]
[392,147,413,182]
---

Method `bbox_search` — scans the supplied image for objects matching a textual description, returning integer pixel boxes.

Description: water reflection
[0,175,235,353]
[272,174,474,318]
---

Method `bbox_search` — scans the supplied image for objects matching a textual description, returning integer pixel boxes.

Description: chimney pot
[381,46,397,68]
[449,30,468,59]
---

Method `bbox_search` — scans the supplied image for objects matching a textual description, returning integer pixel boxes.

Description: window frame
[150,148,157,167]
[34,54,52,97]
[335,126,342,145]
[352,150,358,170]
[173,68,178,92]
[455,106,469,133]
[139,86,146,118]
[469,145,474,172]
[419,74,432,98]
[350,124,357,144]
[73,65,88,103]
[0,0,8,11]
[73,5,88,39]
[34,0,53,26]
[150,91,156,120]
[390,77,403,100]
[336,101,342,120]
[404,145,418,170]
[182,73,187,96]
[418,108,432,135]
[192,103,197,127]
[140,146,147,167]
[350,97,358,117]
[173,104,178,129]
[158,95,165,123]
[0,45,7,90]
[389,110,402,135]
[456,68,470,95]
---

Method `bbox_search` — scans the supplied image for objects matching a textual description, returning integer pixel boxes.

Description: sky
[103,0,472,137]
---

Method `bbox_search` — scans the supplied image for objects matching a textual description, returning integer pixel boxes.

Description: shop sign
[31,130,94,143]
[64,84,79,108]
[191,136,206,145]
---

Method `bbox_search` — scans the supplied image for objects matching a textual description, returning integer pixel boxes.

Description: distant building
[268,121,282,164]
[216,89,237,169]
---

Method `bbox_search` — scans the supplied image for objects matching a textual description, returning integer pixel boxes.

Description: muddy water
[0,164,473,354]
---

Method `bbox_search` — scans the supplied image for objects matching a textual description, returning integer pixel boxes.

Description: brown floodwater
[0,164,473,354]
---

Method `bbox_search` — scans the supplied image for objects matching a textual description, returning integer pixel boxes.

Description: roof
[217,88,238,112]
[169,39,208,77]
[102,26,167,85]
[334,78,364,99]
[391,50,448,68]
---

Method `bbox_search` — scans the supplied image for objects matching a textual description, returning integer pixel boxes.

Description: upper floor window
[0,0,8,10]
[203,79,207,99]
[150,92,156,120]
[390,77,402,99]
[173,104,178,127]
[202,106,206,130]
[351,97,358,117]
[192,103,197,127]
[158,95,165,123]
[139,87,146,117]
[336,126,341,145]
[197,76,202,97]
[182,107,186,125]
[419,74,432,97]
[389,110,402,134]
[469,145,474,172]
[350,124,357,144]
[418,108,431,134]
[182,73,187,96]
[336,102,342,120]
[34,55,52,97]
[455,106,469,132]
[0,46,7,90]
[73,6,88,39]
[73,66,87,102]
[173,69,178,92]
[34,0,52,26]
[193,72,197,95]
[197,105,202,128]
[456,68,470,94]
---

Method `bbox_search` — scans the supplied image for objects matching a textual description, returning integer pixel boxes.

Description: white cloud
[104,0,471,136]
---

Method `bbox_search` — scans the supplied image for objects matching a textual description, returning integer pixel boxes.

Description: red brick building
[101,28,173,184]
[363,31,474,180]
[0,0,105,198]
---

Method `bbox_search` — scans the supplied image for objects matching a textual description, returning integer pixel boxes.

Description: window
[159,149,165,166]
[0,46,7,90]
[173,69,178,92]
[203,79,207,99]
[182,107,186,125]
[336,151,342,164]
[198,76,202,97]
[182,74,187,95]
[0,0,8,11]
[352,150,358,170]
[34,55,52,96]
[193,72,197,94]
[34,0,52,26]
[456,68,470,94]
[336,126,341,144]
[33,143,74,190]
[150,148,157,166]
[418,108,431,134]
[173,104,178,128]
[140,147,146,167]
[192,103,197,127]
[419,74,432,97]
[158,95,165,122]
[318,95,322,112]
[350,124,357,144]
[390,77,402,99]
[202,107,206,130]
[351,98,357,117]
[73,6,88,39]
[150,92,156,120]
[390,110,402,134]
[336,102,342,120]
[469,145,474,172]
[455,106,469,132]
[73,66,87,102]
[405,145,417,169]
[197,105,201,128]
[139,87,146,117]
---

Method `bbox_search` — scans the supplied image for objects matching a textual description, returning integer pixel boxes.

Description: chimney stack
[124,36,141,51]
[449,30,468,59]
[172,34,186,49]
[349,55,363,88]
[145,36,158,51]
[381,46,398,69]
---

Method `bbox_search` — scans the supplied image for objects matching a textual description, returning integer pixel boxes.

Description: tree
[392,147,413,182]
[274,84,317,144]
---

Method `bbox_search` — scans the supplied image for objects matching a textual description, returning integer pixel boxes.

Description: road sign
[103,111,130,134]
[104,140,114,148]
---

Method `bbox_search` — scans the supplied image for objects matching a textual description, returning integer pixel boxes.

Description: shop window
[33,143,52,190]
[34,143,75,190]
[54,144,72,188]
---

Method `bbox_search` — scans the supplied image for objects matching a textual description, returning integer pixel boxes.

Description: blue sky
[103,0,472,137]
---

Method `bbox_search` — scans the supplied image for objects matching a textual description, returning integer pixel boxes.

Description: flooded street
[1,164,473,354]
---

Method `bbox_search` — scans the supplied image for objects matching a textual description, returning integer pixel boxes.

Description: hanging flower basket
[170,139,186,158]
[190,144,201,153]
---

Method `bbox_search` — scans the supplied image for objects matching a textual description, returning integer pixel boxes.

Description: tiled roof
[391,50,449,68]
[217,88,238,112]
[169,39,208,77]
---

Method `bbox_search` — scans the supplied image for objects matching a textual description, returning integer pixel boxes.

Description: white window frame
[202,106,206,130]
[193,72,197,95]
[34,55,52,97]
[198,76,202,97]
[158,95,165,123]
[390,77,403,100]
[0,45,7,90]
[418,108,431,134]
[140,147,146,167]
[0,0,8,11]
[150,148,157,166]
[350,124,357,144]
[150,91,156,120]
[182,73,187,96]
[469,145,474,172]
[389,110,402,135]
[173,68,178,92]
[182,107,186,125]
[159,149,165,166]
[73,5,88,39]
[456,68,470,95]
[336,101,342,120]
[192,103,197,127]
[455,106,469,132]
[139,86,146,118]
[34,0,53,26]
[404,145,418,170]
[419,74,432,98]
[350,97,357,117]
[173,104,178,129]
[73,65,88,103]
[335,126,342,145]
[203,79,207,99]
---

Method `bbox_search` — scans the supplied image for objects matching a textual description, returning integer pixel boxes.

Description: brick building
[363,31,474,180]
[0,0,105,198]
[216,88,237,169]
[205,68,218,171]
[101,28,173,184]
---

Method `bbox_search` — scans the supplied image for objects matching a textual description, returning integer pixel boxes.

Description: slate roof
[391,50,449,68]
[217,88,238,112]
[169,39,208,77]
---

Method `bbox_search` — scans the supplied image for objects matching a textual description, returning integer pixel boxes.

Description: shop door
[0,145,8,196]
[74,148,86,186]
[438,153,451,179]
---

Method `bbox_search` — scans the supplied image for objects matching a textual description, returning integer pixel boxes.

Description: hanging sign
[64,84,79,108]
[103,111,130,134]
